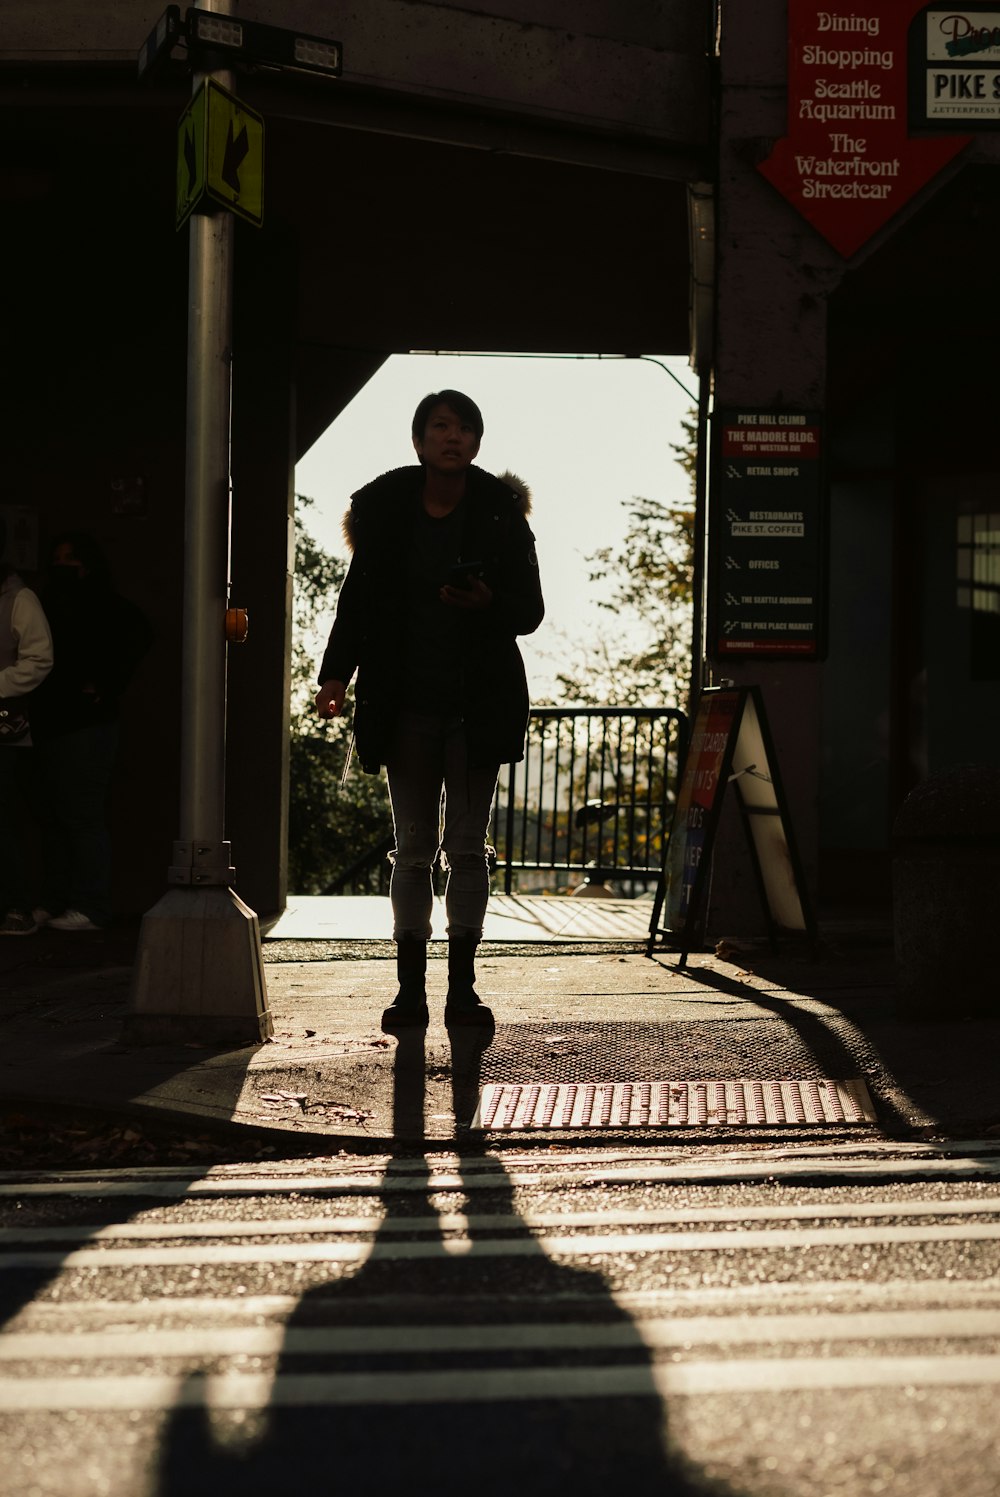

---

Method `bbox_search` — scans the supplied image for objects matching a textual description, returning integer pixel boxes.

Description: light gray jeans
[385,710,500,941]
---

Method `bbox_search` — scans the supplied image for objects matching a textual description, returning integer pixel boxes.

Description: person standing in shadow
[0,514,53,936]
[315,390,544,1030]
[30,531,153,932]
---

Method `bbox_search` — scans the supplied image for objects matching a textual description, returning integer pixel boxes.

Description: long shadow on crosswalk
[669,949,1000,1135]
[661,959,910,1131]
[152,1029,740,1497]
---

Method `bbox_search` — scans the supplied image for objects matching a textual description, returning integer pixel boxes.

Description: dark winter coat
[29,576,153,741]
[317,464,544,773]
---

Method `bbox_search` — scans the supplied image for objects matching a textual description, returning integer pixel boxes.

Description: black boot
[444,933,493,1027]
[382,935,429,1029]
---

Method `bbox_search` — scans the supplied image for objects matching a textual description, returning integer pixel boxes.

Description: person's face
[53,543,86,576]
[413,403,480,475]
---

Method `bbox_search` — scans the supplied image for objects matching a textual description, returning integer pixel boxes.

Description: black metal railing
[323,705,687,897]
[493,706,687,894]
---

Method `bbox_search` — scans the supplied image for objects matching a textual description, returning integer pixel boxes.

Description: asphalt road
[2,1142,1000,1496]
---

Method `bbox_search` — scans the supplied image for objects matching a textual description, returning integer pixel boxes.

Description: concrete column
[708,5,844,935]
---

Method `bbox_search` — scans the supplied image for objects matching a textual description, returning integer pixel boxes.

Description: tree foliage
[288,496,392,894]
[552,412,697,707]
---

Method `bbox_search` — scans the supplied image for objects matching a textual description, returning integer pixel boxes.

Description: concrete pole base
[125,886,273,1046]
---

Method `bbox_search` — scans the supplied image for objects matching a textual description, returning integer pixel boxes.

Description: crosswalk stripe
[2,1355,1000,1411]
[2,1307,999,1361]
[10,1276,1000,1326]
[1,1138,995,1186]
[3,1220,1000,1270]
[3,1195,1000,1246]
[2,1162,1000,1436]
[3,1154,1000,1198]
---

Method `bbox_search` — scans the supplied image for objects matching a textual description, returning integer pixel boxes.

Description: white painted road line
[3,1154,1000,1198]
[4,1220,1000,1269]
[1,1139,995,1186]
[11,1276,1000,1325]
[3,1195,1000,1246]
[2,1355,1000,1410]
[2,1308,1000,1362]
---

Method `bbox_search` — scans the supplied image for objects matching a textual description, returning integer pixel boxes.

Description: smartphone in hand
[446,560,486,588]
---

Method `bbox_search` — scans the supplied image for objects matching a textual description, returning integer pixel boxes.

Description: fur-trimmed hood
[317,459,543,773]
[341,465,531,553]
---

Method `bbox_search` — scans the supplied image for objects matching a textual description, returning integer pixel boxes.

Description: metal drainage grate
[473,1078,877,1130]
[479,1021,877,1086]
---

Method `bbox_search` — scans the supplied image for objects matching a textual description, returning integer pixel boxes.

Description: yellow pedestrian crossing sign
[177,79,264,229]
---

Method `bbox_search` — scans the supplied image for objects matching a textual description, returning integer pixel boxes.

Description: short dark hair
[411,389,484,446]
[50,530,112,587]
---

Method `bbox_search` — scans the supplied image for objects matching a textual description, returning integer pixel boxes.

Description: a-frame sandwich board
[647,685,817,967]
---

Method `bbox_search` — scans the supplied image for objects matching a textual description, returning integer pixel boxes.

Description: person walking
[30,532,153,932]
[315,390,544,1028]
[0,515,54,936]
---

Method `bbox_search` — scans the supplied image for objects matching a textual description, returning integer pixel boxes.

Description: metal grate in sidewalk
[473,1078,877,1130]
[478,1020,876,1086]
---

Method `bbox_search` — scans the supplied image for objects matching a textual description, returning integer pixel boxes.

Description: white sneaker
[31,909,52,927]
[47,909,101,932]
[0,911,38,937]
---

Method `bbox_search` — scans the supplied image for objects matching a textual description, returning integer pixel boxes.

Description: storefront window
[957,510,1000,680]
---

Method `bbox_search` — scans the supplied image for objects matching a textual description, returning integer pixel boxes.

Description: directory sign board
[709,409,826,660]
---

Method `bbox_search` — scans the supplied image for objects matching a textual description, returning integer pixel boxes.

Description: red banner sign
[662,690,741,932]
[758,1,970,256]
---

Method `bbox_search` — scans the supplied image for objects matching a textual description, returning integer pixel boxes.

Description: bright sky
[294,352,698,701]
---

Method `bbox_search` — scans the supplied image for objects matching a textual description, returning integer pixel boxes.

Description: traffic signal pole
[127,0,272,1044]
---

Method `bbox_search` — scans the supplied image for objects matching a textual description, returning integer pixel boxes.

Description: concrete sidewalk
[1,920,998,1147]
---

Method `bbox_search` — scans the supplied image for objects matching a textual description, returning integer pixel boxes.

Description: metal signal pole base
[126,12,274,1046]
[125,886,273,1047]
